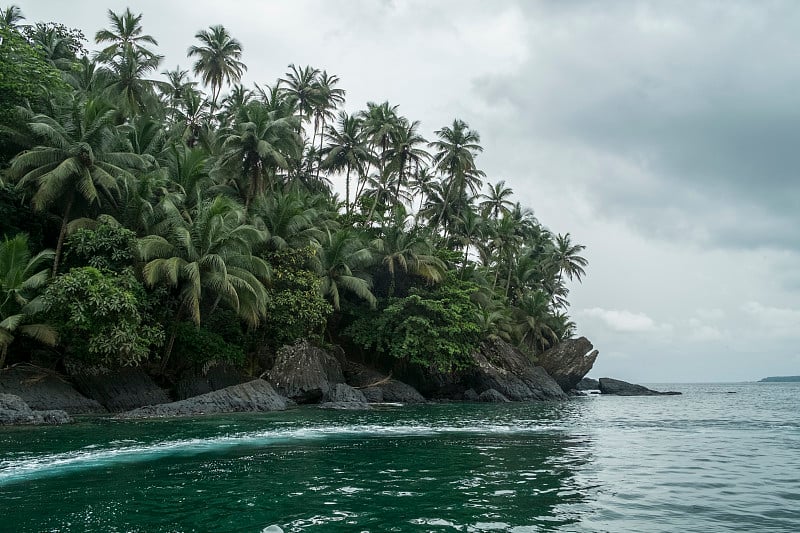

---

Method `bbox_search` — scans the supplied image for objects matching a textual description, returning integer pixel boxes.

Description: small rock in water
[261,526,284,533]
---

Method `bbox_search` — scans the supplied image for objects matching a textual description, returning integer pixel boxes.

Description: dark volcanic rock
[463,389,480,402]
[361,387,384,403]
[344,364,425,404]
[0,393,71,425]
[174,363,248,400]
[536,337,599,393]
[267,340,344,403]
[599,378,682,396]
[121,379,287,418]
[324,383,367,404]
[65,361,170,412]
[379,380,426,403]
[575,377,600,391]
[478,388,510,403]
[0,367,105,414]
[469,339,567,401]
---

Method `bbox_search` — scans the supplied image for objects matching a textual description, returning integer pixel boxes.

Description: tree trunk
[52,194,74,276]
[345,162,351,215]
[160,307,185,373]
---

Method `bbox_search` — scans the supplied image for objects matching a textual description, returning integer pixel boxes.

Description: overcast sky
[15,0,800,382]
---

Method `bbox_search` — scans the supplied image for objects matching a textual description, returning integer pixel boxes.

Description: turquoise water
[1,382,798,532]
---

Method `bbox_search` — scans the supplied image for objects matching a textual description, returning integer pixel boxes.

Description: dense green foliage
[261,248,332,349]
[172,321,245,369]
[64,223,137,272]
[345,275,483,372]
[42,267,163,366]
[0,5,588,376]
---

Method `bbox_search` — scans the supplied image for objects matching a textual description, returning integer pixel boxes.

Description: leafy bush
[344,274,483,372]
[43,267,164,366]
[64,223,137,272]
[257,248,332,349]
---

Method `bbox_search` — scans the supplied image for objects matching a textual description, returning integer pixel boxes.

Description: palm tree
[138,195,270,369]
[311,70,345,150]
[1,4,24,28]
[278,64,320,125]
[0,234,57,368]
[250,189,330,251]
[514,291,558,356]
[310,229,376,310]
[216,101,301,209]
[320,111,373,214]
[102,45,164,116]
[553,232,588,283]
[9,99,147,274]
[452,205,486,274]
[188,25,246,112]
[479,180,514,220]
[384,118,429,209]
[430,119,485,229]
[370,221,444,296]
[95,8,160,63]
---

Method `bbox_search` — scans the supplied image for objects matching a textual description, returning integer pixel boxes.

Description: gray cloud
[472,1,800,250]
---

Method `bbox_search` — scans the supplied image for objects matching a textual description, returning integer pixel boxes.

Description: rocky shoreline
[0,337,678,425]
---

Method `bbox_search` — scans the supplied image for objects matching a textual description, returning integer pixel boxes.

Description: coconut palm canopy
[0,5,587,374]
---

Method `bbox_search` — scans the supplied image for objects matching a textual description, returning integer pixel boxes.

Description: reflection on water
[1,383,799,532]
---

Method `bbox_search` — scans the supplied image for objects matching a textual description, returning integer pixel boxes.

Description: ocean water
[0,382,798,532]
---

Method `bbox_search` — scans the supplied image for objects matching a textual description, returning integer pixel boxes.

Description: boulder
[319,384,371,410]
[267,340,344,403]
[174,363,248,400]
[599,378,682,396]
[478,389,510,403]
[344,364,425,404]
[468,338,568,401]
[0,393,71,425]
[0,367,105,414]
[575,377,600,391]
[120,379,287,418]
[463,388,480,402]
[536,337,598,393]
[361,387,384,403]
[64,361,170,412]
[324,383,367,404]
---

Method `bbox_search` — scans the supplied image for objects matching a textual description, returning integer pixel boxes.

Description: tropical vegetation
[0,6,587,379]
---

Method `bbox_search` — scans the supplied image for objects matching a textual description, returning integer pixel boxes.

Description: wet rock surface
[468,339,568,401]
[536,337,599,393]
[0,366,105,414]
[599,378,682,396]
[120,379,287,418]
[267,340,344,403]
[64,361,170,412]
[0,393,71,425]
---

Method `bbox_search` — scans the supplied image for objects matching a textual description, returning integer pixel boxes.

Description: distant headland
[759,376,800,382]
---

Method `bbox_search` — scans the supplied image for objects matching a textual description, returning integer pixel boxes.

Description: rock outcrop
[120,379,287,418]
[468,338,568,401]
[0,393,71,425]
[575,377,600,391]
[0,367,105,414]
[478,388,510,403]
[599,378,682,396]
[536,337,598,393]
[65,361,170,412]
[344,364,426,404]
[319,383,371,410]
[267,340,344,403]
[174,363,248,400]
